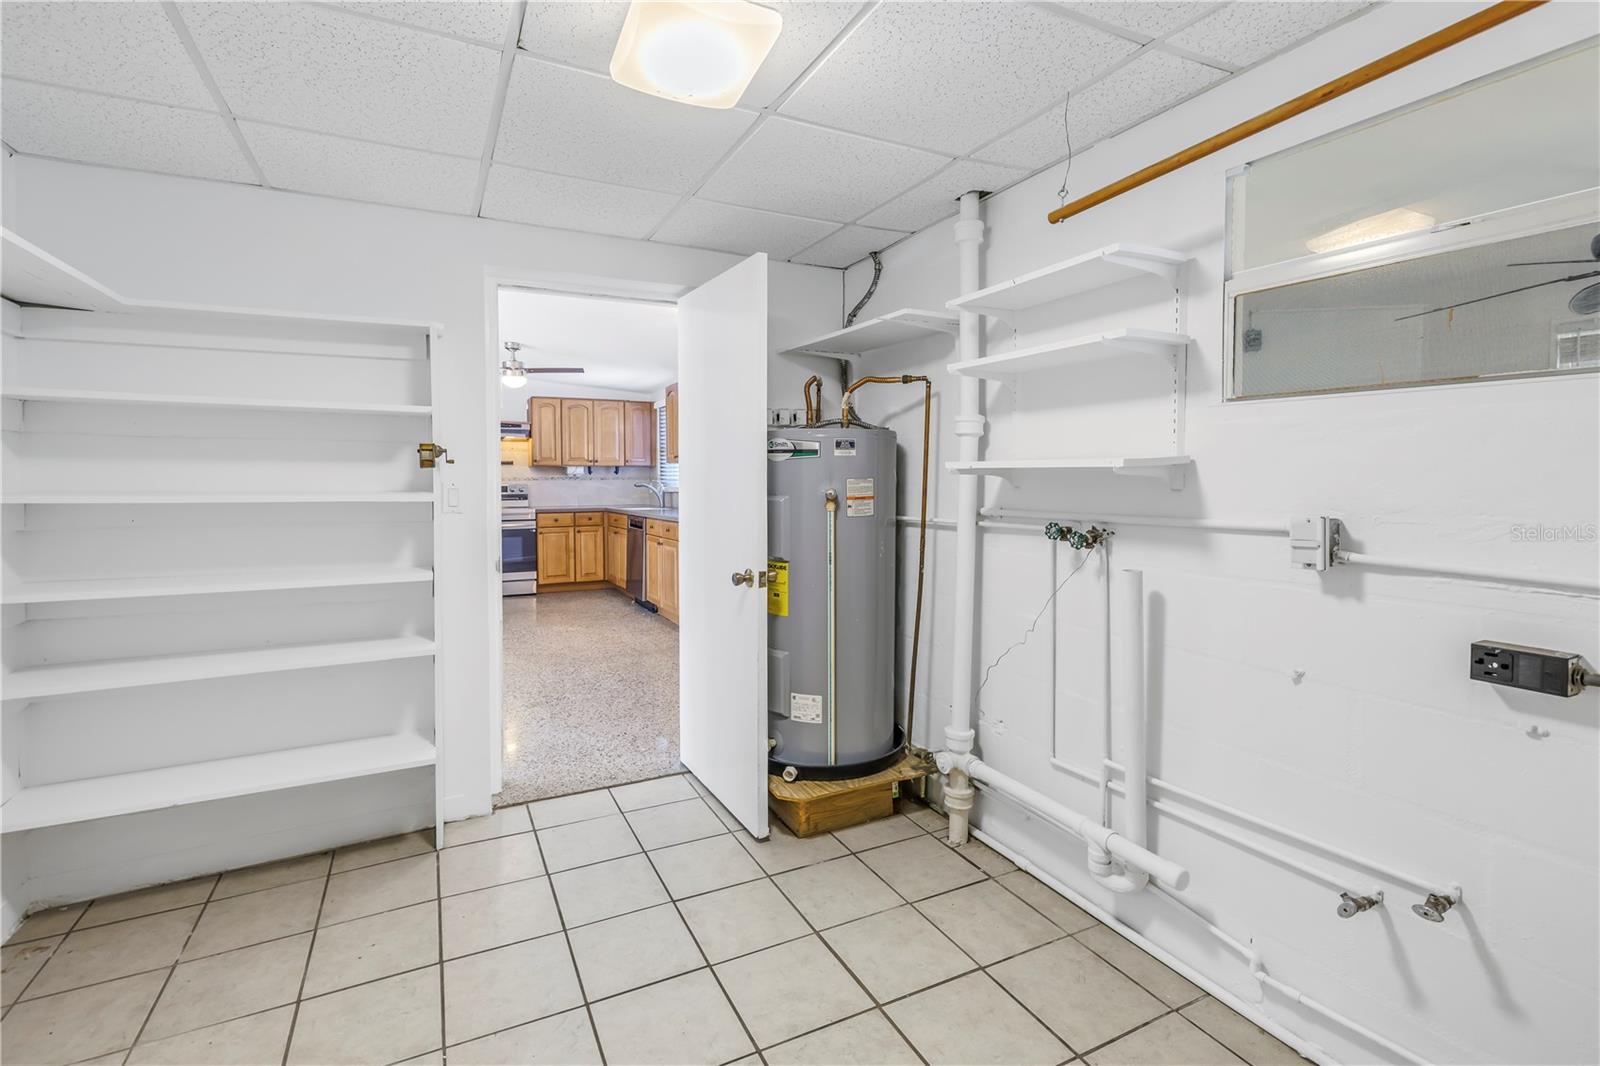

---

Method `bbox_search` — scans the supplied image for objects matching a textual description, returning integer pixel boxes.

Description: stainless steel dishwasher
[626,516,651,609]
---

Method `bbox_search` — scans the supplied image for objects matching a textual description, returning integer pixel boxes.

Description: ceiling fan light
[501,364,528,388]
[610,1,782,109]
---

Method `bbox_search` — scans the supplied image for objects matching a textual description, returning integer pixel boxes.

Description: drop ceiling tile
[976,50,1226,170]
[653,200,839,260]
[791,225,906,269]
[1056,2,1221,40]
[1,79,255,183]
[859,159,1029,232]
[1,0,213,109]
[780,2,1137,155]
[241,122,480,213]
[176,1,500,156]
[482,165,683,240]
[331,2,517,46]
[698,117,947,223]
[518,2,865,110]
[1166,1,1371,68]
[495,57,758,194]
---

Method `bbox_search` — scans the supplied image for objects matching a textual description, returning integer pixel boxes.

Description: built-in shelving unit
[0,734,438,833]
[1,231,442,844]
[948,328,1193,379]
[947,243,1194,489]
[948,243,1189,319]
[779,308,957,359]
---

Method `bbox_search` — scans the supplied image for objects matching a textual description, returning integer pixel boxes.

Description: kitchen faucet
[634,481,666,505]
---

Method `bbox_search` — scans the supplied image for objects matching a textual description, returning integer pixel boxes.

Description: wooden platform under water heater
[768,752,937,837]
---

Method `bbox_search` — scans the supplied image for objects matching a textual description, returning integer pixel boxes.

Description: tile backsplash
[503,464,662,508]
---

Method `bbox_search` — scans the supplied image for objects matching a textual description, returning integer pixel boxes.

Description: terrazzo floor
[1,778,1308,1066]
[498,589,680,804]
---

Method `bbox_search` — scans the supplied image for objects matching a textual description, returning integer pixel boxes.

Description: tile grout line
[279,863,337,1066]
[122,874,220,1061]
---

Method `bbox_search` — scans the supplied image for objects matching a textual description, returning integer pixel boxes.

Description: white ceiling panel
[860,158,1029,232]
[517,2,865,110]
[495,57,758,194]
[241,122,480,213]
[977,49,1225,170]
[481,165,683,239]
[0,79,256,184]
[1056,2,1221,40]
[791,224,907,269]
[780,2,1137,155]
[1167,2,1372,68]
[330,2,517,46]
[653,200,840,259]
[176,2,501,156]
[0,0,213,109]
[698,117,947,223]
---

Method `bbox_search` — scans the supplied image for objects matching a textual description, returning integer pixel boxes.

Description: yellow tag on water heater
[767,559,789,616]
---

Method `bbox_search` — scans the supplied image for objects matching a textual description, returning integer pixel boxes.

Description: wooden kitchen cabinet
[537,527,574,585]
[560,400,595,464]
[657,534,679,623]
[574,524,604,582]
[593,401,625,466]
[605,524,627,589]
[624,401,655,467]
[644,519,679,624]
[663,384,679,462]
[529,397,563,466]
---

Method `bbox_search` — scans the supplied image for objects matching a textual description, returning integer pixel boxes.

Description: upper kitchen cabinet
[561,399,595,465]
[529,397,563,466]
[664,384,679,462]
[594,400,626,466]
[625,401,655,467]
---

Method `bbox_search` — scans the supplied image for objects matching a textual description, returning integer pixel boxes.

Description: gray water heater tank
[767,424,900,776]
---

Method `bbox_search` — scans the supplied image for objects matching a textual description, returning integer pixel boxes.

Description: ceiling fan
[1395,232,1600,322]
[500,341,584,389]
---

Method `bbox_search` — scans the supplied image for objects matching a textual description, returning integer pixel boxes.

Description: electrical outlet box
[1289,516,1339,571]
[1470,641,1583,697]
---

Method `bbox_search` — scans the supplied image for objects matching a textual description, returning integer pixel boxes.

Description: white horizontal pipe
[1056,756,1455,899]
[983,506,1289,536]
[1335,550,1599,595]
[896,515,1036,533]
[1253,970,1429,1066]
[959,755,1189,890]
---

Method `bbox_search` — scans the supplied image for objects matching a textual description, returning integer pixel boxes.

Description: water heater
[767,425,901,778]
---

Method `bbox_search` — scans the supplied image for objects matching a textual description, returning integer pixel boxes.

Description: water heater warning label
[790,693,823,724]
[767,559,789,617]
[845,478,875,517]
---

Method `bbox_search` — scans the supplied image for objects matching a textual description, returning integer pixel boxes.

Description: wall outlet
[1470,641,1585,697]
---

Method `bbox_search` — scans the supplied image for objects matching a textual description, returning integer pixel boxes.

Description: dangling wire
[1055,93,1074,206]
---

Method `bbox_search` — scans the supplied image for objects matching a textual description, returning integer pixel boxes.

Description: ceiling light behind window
[610,1,782,109]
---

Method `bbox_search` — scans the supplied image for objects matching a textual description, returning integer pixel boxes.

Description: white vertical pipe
[1090,567,1148,893]
[944,190,985,843]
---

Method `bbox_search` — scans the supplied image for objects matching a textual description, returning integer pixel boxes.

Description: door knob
[731,568,755,587]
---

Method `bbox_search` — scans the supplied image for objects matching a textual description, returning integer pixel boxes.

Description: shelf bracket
[1102,253,1179,289]
[1111,463,1187,491]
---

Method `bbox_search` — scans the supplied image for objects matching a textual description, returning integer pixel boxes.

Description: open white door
[678,254,769,837]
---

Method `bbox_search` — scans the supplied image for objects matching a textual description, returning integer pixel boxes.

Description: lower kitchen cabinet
[541,510,674,619]
[537,527,573,584]
[605,524,627,589]
[574,524,604,582]
[657,535,679,623]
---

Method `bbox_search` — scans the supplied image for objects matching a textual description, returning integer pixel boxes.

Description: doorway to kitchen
[493,286,682,804]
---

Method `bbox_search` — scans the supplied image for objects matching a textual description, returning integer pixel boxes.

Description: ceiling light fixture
[501,341,583,388]
[610,1,782,109]
[1306,208,1437,254]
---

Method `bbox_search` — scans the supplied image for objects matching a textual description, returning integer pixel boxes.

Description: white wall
[845,4,1599,1063]
[1,155,840,913]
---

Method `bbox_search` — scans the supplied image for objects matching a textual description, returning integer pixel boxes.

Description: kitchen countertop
[535,505,679,522]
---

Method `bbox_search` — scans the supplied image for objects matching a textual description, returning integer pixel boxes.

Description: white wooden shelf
[779,308,958,358]
[0,733,436,833]
[2,228,127,313]
[948,329,1192,378]
[2,566,434,605]
[948,455,1192,489]
[2,635,436,701]
[948,244,1190,319]
[2,492,434,505]
[1,387,431,417]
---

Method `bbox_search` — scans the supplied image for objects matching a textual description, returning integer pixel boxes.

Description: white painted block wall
[841,4,1599,1063]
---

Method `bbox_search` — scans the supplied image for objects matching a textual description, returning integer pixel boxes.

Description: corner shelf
[779,308,957,359]
[948,329,1192,378]
[2,566,434,606]
[2,635,437,701]
[0,733,436,833]
[1,387,431,417]
[948,455,1192,489]
[948,244,1190,320]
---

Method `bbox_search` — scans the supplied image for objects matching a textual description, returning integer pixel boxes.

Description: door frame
[483,271,688,796]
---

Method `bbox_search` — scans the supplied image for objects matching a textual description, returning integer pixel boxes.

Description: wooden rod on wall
[1045,0,1549,225]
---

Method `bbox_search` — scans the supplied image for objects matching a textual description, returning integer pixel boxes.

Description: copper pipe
[802,375,823,427]
[1047,1,1547,225]
[839,374,934,755]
